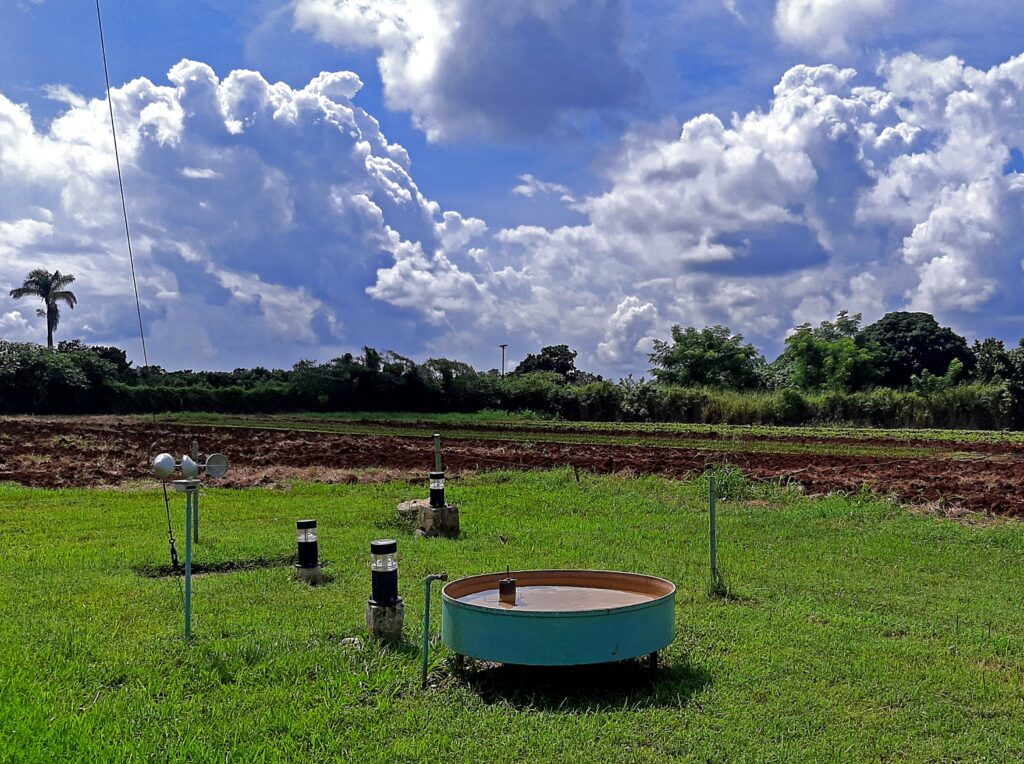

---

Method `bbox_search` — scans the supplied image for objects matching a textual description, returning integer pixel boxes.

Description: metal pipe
[191,441,200,543]
[192,488,199,544]
[709,471,718,577]
[421,573,448,688]
[433,434,442,472]
[184,487,193,641]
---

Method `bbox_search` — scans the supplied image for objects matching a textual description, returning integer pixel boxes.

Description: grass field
[2,469,1023,762]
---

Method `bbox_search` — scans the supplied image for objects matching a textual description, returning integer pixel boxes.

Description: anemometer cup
[153,453,176,480]
[180,456,199,479]
[204,453,229,478]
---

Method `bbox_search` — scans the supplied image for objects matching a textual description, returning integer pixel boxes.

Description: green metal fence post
[192,488,199,544]
[184,487,193,642]
[191,440,200,543]
[709,471,718,578]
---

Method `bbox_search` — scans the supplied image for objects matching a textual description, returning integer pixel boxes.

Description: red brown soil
[2,417,1023,516]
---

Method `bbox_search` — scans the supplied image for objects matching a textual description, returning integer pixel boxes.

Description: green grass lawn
[2,471,1023,762]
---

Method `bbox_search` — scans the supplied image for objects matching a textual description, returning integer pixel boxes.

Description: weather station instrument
[151,442,229,641]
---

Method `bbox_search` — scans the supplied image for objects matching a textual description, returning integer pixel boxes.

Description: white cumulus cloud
[367,51,1024,374]
[774,0,893,55]
[4,50,1024,376]
[511,174,575,203]
[291,0,641,141]
[0,60,481,367]
[0,310,30,336]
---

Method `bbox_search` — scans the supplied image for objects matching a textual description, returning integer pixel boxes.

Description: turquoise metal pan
[441,570,676,666]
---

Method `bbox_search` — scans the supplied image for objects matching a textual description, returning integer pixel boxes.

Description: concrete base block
[397,499,460,538]
[295,564,325,585]
[396,498,425,523]
[366,599,404,642]
[417,503,460,538]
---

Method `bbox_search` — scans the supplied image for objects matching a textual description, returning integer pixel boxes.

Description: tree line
[3,310,1024,429]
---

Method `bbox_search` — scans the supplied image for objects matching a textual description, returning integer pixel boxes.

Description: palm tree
[9,269,78,348]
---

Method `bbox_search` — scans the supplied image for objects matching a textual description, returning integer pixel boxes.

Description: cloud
[770,0,1024,64]
[3,51,1024,377]
[0,60,477,368]
[367,51,1024,374]
[291,0,641,141]
[179,167,221,179]
[42,84,87,109]
[0,310,30,335]
[721,0,746,23]
[511,174,575,203]
[596,296,660,364]
[774,0,893,56]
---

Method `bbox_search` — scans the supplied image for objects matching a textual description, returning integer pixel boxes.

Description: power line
[95,0,149,367]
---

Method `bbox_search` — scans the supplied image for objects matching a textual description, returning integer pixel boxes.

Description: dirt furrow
[1,418,1021,516]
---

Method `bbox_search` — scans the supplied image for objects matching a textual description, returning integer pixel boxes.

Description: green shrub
[777,388,810,424]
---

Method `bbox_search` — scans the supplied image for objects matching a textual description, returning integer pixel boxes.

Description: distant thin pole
[499,344,508,376]
[95,0,149,367]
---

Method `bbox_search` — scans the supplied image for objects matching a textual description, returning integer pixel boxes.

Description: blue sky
[1,0,1023,375]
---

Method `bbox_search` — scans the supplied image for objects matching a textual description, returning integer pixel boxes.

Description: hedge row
[16,379,1017,430]
[2,340,1022,429]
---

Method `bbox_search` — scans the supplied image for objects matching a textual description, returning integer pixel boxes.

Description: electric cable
[162,480,185,609]
[162,480,180,571]
[94,0,149,367]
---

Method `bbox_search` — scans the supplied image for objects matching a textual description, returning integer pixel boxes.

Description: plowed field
[2,416,1023,516]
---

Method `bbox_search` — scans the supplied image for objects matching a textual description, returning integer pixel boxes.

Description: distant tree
[225,366,286,386]
[1006,340,1024,425]
[290,358,332,406]
[9,269,77,348]
[381,350,419,377]
[781,311,879,392]
[860,312,973,389]
[361,346,381,372]
[58,340,134,382]
[618,374,659,420]
[0,340,90,413]
[911,358,965,394]
[515,344,580,381]
[571,369,605,385]
[759,356,794,391]
[424,358,479,388]
[971,338,1011,384]
[649,325,764,389]
[424,358,498,411]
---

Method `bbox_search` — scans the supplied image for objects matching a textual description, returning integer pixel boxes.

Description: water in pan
[456,585,655,611]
